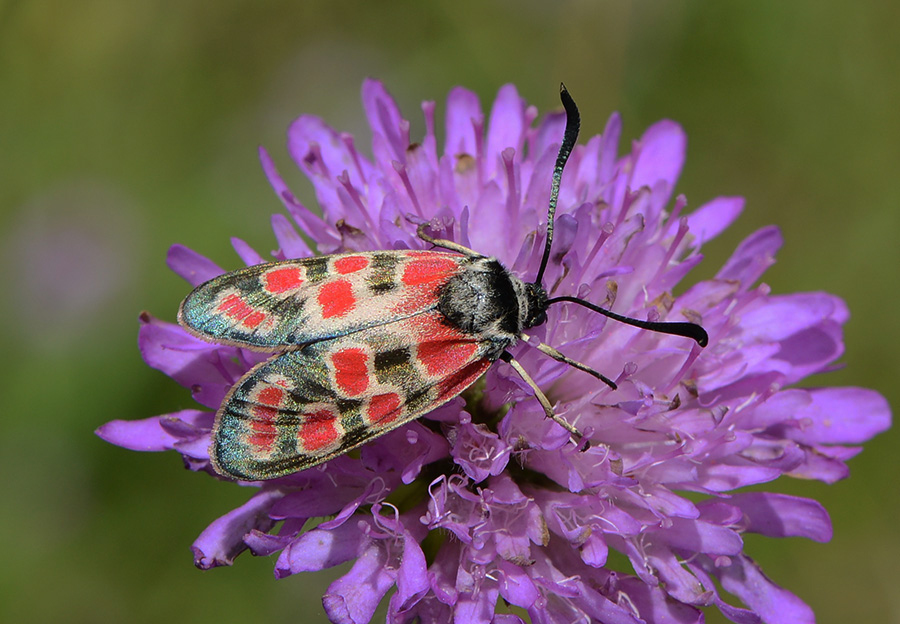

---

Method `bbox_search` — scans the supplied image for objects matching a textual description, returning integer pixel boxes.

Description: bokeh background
[1,1,897,622]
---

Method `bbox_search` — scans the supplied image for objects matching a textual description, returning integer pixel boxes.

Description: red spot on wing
[298,409,340,451]
[264,266,304,293]
[403,311,481,377]
[391,288,437,315]
[248,406,277,450]
[318,279,355,318]
[392,257,461,316]
[218,293,266,328]
[436,359,491,401]
[418,339,479,377]
[334,255,369,274]
[331,348,369,396]
[401,255,461,286]
[257,386,285,406]
[244,311,266,328]
[367,392,401,424]
[218,293,249,317]
[247,385,285,450]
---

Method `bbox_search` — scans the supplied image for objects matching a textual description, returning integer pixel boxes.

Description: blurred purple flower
[98,80,890,624]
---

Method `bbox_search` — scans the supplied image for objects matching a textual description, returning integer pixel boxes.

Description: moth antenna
[547,295,709,347]
[534,84,581,287]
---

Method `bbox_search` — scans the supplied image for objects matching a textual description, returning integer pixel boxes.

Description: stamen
[399,119,411,155]
[650,216,690,286]
[303,143,328,177]
[501,147,519,224]
[580,220,615,282]
[660,341,705,396]
[667,194,688,231]
[472,115,485,187]
[391,160,423,216]
[420,100,439,169]
[337,171,377,232]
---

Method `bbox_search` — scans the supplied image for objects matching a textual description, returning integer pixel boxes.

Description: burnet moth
[178,85,709,481]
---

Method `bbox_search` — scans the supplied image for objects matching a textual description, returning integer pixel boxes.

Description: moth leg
[500,352,584,444]
[416,223,483,258]
[521,333,617,390]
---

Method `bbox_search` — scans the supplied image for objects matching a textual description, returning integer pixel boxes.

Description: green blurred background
[1,1,897,622]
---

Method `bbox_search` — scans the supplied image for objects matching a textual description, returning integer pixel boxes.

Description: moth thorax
[437,258,521,340]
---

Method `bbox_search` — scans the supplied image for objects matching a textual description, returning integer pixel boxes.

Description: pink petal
[486,84,527,175]
[686,196,745,244]
[362,78,407,164]
[323,542,395,624]
[497,561,539,609]
[95,410,207,451]
[716,225,783,286]
[166,244,224,286]
[230,237,265,266]
[192,490,281,569]
[631,120,686,196]
[278,521,364,576]
[718,556,815,624]
[270,212,312,259]
[444,86,483,158]
[727,492,832,542]
[794,386,892,444]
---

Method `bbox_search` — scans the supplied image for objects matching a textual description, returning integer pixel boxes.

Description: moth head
[522,282,549,329]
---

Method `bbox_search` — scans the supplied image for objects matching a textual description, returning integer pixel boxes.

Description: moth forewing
[177,250,470,349]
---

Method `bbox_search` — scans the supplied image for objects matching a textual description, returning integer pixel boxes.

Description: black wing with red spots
[211,310,491,480]
[178,250,471,349]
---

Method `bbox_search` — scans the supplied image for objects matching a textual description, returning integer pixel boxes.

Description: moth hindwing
[179,249,512,481]
[177,86,709,481]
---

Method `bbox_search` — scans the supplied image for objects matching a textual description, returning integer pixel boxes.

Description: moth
[178,86,708,481]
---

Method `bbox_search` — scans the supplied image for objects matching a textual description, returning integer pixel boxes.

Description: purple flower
[98,80,890,624]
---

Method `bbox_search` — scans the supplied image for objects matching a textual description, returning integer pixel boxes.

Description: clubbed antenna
[534,84,580,287]
[547,295,709,347]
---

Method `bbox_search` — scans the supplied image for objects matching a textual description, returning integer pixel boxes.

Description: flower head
[98,80,890,624]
